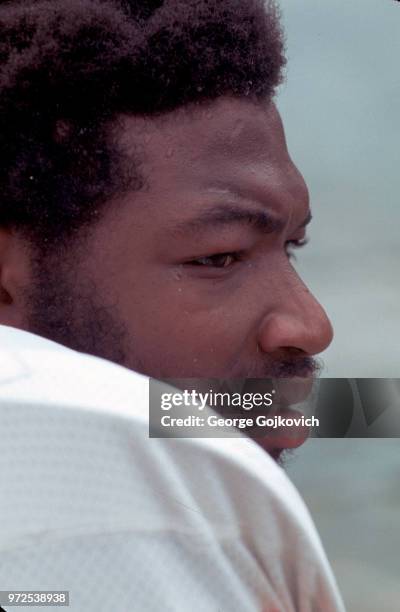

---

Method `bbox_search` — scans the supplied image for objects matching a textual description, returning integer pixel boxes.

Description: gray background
[277,1,400,610]
[278,0,400,378]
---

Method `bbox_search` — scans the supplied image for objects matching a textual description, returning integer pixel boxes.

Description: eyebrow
[171,205,312,236]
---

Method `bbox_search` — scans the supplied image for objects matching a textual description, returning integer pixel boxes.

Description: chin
[267,447,284,462]
[265,447,295,468]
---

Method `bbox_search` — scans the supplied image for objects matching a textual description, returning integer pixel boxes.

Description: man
[0,0,333,459]
[0,3,345,608]
[0,0,332,381]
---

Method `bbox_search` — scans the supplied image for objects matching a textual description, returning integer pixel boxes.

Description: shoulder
[0,325,322,550]
[0,324,147,420]
[0,325,344,611]
[0,326,309,539]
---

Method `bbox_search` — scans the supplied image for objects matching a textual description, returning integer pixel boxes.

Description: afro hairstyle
[0,0,286,248]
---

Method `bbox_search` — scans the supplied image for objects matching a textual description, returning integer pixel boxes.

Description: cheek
[116,267,268,344]
[140,297,237,352]
[98,255,285,375]
[121,284,246,374]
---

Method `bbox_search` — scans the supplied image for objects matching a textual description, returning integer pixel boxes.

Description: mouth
[254,405,310,450]
[272,375,315,406]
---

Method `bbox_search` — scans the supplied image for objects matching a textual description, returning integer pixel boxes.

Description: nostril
[285,346,306,356]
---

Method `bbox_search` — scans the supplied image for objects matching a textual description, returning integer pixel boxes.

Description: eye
[188,252,239,268]
[285,238,309,261]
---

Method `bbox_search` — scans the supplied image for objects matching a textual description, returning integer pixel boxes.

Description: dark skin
[0,97,333,454]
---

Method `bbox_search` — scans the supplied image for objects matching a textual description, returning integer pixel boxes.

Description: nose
[257,276,333,357]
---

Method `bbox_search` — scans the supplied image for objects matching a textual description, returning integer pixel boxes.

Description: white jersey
[0,325,345,612]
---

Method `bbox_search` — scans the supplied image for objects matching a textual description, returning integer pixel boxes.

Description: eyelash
[285,238,309,261]
[188,252,241,268]
[187,239,309,268]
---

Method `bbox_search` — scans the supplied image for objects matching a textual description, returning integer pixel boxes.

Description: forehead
[116,97,308,217]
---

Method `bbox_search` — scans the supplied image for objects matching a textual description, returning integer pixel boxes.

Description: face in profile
[0,1,332,460]
[23,97,333,384]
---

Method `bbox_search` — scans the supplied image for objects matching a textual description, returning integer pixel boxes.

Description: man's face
[24,97,333,382]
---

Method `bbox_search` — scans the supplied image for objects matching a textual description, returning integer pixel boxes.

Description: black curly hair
[0,0,285,250]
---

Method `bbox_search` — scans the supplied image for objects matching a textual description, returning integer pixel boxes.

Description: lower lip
[252,407,310,453]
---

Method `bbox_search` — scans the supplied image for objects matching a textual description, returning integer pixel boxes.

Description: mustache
[244,355,322,378]
[266,356,321,378]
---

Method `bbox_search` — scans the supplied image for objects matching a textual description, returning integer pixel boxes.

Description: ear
[0,228,31,328]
